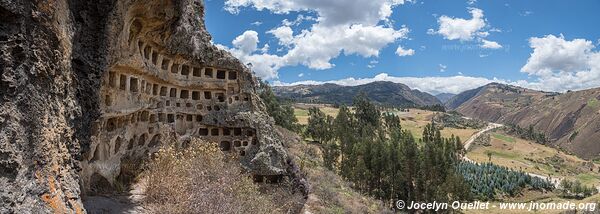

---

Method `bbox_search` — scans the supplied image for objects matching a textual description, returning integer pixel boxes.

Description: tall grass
[144,138,283,213]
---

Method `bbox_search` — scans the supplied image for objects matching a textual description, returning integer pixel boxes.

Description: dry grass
[467,131,600,186]
[143,138,297,214]
[285,132,388,213]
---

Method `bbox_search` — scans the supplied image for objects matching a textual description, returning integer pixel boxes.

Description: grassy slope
[467,131,600,186]
[280,127,387,213]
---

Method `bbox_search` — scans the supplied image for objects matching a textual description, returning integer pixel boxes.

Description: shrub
[144,138,280,213]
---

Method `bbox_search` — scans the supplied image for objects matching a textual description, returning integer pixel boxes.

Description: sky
[205,0,600,95]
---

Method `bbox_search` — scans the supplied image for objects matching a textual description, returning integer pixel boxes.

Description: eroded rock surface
[0,0,294,212]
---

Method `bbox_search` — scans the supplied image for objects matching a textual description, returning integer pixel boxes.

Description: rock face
[0,0,292,212]
[450,83,600,159]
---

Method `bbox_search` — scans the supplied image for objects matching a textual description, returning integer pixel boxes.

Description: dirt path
[83,179,147,214]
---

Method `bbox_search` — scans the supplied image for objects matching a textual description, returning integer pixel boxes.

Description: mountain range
[273,81,442,107]
[448,83,600,159]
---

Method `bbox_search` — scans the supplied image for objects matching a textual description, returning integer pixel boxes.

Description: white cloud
[480,39,502,49]
[221,0,411,80]
[216,31,283,80]
[232,31,259,54]
[268,26,294,46]
[519,34,600,91]
[439,64,447,72]
[467,0,477,5]
[432,7,502,49]
[435,7,486,41]
[251,21,262,26]
[298,73,304,77]
[395,45,415,56]
[274,73,499,95]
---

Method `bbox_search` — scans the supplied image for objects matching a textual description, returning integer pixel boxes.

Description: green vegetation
[304,92,472,207]
[587,97,599,108]
[433,113,486,129]
[502,124,547,144]
[459,162,554,200]
[259,80,299,131]
[558,179,598,199]
[492,133,516,143]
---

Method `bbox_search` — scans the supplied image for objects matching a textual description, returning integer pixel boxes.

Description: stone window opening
[216,93,225,102]
[152,84,159,95]
[176,114,184,121]
[246,130,254,136]
[228,71,237,80]
[114,137,122,154]
[171,64,180,74]
[158,113,165,122]
[192,91,200,100]
[140,111,149,121]
[234,141,241,147]
[105,95,112,106]
[186,103,192,108]
[144,46,151,60]
[130,77,139,92]
[160,86,167,96]
[180,90,189,99]
[167,114,175,123]
[161,58,170,70]
[150,114,157,123]
[195,115,203,122]
[251,138,258,146]
[214,105,220,111]
[210,128,219,136]
[234,128,242,136]
[235,96,240,101]
[165,100,170,106]
[109,72,117,87]
[176,102,181,107]
[228,98,233,104]
[219,141,231,151]
[106,118,117,132]
[216,70,226,79]
[223,128,231,136]
[119,74,127,90]
[170,88,177,97]
[204,91,212,99]
[151,52,158,65]
[204,68,213,78]
[193,67,202,77]
[242,141,248,146]
[198,128,209,136]
[207,106,212,111]
[138,134,147,146]
[196,104,203,110]
[243,95,249,101]
[239,150,246,156]
[186,115,193,122]
[181,65,190,76]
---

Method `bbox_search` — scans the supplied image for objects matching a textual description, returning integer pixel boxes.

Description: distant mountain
[435,93,456,103]
[273,81,442,107]
[450,82,600,159]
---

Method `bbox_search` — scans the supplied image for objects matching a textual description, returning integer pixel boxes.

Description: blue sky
[206,0,600,94]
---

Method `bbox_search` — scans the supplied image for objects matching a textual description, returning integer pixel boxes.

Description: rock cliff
[0,0,295,212]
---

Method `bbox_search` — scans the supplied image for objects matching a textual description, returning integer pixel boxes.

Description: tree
[258,80,299,131]
[305,107,333,143]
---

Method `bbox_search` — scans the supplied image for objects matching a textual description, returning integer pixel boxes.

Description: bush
[144,138,281,213]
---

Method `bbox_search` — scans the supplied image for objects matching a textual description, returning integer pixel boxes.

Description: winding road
[461,122,564,188]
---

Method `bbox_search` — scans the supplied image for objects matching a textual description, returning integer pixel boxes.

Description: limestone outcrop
[0,0,295,212]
